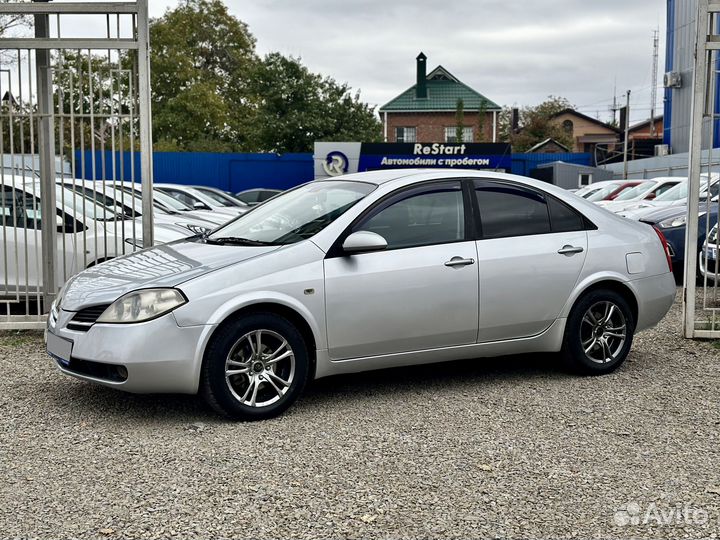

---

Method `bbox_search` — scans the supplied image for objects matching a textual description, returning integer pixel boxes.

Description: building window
[579,173,592,187]
[445,127,473,143]
[395,127,416,143]
[562,119,574,133]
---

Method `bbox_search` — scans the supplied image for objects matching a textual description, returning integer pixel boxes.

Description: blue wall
[511,152,592,177]
[75,150,314,192]
[76,150,592,190]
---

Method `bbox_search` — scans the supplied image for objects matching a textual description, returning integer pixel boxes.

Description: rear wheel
[561,289,635,375]
[201,313,309,420]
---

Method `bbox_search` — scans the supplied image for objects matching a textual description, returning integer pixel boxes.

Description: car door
[324,180,479,360]
[473,180,588,342]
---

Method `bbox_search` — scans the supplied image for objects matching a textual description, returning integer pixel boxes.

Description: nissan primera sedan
[47,170,676,420]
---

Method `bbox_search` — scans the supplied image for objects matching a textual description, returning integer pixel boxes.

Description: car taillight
[652,225,674,272]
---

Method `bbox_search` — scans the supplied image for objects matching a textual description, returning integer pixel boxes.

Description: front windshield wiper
[205,236,279,246]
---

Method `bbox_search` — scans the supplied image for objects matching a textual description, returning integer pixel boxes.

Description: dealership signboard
[314,142,512,179]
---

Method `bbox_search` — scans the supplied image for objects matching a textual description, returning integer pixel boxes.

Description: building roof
[526,137,570,153]
[628,115,664,133]
[379,65,501,113]
[551,108,621,134]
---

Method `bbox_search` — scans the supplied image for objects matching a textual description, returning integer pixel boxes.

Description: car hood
[61,240,280,310]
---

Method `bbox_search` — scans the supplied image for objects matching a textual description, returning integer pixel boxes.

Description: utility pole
[623,90,631,178]
[650,29,660,136]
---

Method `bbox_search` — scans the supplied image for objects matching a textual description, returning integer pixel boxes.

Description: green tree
[248,53,381,153]
[455,98,464,143]
[149,0,258,152]
[498,95,575,152]
[476,99,488,142]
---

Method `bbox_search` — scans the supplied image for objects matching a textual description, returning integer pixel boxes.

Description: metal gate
[684,0,720,338]
[0,1,153,329]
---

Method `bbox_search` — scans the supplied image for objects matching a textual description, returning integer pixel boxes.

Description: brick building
[378,53,501,143]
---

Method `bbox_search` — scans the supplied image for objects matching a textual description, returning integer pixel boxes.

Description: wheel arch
[201,300,319,380]
[566,277,639,326]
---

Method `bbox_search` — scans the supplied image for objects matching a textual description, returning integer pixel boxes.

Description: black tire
[560,289,635,375]
[201,313,309,420]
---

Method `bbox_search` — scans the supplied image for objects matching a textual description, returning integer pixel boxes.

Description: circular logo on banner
[322,151,349,176]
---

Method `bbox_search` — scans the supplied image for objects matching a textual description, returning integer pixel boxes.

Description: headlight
[659,216,687,228]
[97,288,187,323]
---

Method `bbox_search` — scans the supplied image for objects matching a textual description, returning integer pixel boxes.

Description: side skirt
[313,318,567,379]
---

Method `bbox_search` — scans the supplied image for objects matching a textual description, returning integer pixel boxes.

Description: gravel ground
[1,291,719,540]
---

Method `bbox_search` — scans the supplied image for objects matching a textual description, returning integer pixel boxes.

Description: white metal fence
[0,1,153,330]
[684,0,720,338]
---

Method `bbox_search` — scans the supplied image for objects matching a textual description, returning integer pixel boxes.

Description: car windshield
[207,180,375,245]
[576,185,603,198]
[615,181,656,201]
[654,181,688,202]
[154,190,192,211]
[196,187,239,207]
[51,185,120,221]
[586,183,621,202]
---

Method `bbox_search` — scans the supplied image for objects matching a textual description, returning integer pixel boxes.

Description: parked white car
[699,223,718,282]
[156,184,248,218]
[1,177,189,295]
[620,175,719,220]
[58,180,216,237]
[600,178,683,213]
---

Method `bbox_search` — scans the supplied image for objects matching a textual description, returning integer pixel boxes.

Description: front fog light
[97,288,187,323]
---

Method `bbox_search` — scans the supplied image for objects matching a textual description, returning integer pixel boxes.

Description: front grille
[66,304,111,332]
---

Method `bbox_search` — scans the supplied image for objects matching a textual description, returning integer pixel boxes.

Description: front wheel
[201,313,309,420]
[561,289,635,375]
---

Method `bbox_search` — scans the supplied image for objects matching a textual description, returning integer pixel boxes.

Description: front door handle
[444,256,475,267]
[557,245,584,255]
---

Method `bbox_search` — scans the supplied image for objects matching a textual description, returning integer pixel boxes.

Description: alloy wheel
[580,301,627,364]
[225,329,295,407]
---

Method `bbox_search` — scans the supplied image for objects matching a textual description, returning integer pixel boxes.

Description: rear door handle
[444,256,475,267]
[557,245,584,255]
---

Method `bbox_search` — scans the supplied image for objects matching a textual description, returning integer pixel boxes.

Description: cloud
[154,0,666,123]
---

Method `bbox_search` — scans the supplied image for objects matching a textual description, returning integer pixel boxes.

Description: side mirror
[342,231,388,254]
[646,193,656,200]
[56,214,64,231]
[193,201,208,210]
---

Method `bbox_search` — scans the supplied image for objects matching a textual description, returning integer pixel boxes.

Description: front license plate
[707,247,717,261]
[47,332,72,365]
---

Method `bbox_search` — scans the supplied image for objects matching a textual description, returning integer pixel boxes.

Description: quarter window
[547,196,584,233]
[355,183,465,250]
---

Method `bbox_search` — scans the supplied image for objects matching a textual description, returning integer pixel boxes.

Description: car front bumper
[47,308,215,394]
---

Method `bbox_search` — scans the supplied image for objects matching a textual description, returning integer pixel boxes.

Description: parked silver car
[47,170,676,420]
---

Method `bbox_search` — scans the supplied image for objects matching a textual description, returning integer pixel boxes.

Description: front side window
[355,183,465,250]
[208,180,374,245]
[444,127,473,143]
[614,181,655,201]
[395,127,417,143]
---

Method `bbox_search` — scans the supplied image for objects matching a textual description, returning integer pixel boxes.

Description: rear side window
[475,182,551,239]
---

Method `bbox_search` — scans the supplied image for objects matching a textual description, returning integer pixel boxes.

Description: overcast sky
[68,0,669,125]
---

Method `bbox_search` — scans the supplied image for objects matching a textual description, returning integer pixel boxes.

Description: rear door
[473,180,588,342]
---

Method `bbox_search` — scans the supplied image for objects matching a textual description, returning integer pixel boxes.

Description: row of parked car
[575,176,719,282]
[0,173,283,295]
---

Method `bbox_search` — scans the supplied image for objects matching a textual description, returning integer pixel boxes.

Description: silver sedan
[47,170,677,420]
